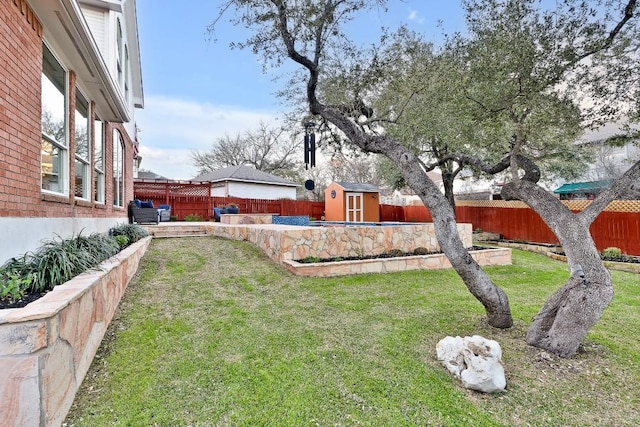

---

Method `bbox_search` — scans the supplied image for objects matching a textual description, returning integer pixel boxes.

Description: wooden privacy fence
[378,200,640,256]
[211,197,325,219]
[133,181,639,255]
[134,181,212,221]
[133,181,325,221]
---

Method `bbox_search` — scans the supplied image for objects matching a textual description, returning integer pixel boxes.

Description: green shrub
[413,247,430,255]
[0,270,34,303]
[388,249,405,257]
[29,236,100,293]
[602,247,623,259]
[301,256,321,263]
[1,231,127,294]
[184,214,204,222]
[73,232,120,261]
[109,223,149,245]
[114,235,129,248]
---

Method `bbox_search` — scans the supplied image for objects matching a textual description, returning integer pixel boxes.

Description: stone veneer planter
[547,251,640,274]
[203,222,476,263]
[283,248,513,277]
[0,236,152,427]
[151,222,512,277]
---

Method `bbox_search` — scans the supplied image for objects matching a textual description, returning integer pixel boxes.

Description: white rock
[436,335,506,393]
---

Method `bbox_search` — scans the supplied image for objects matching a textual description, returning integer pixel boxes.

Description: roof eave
[211,178,300,187]
[31,0,135,122]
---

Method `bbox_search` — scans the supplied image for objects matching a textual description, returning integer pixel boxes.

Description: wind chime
[303,121,316,191]
[303,121,316,169]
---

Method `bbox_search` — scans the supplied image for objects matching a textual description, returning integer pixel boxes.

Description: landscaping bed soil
[0,291,48,310]
[296,246,488,263]
[602,255,640,264]
[551,251,640,264]
[495,240,640,264]
[481,240,640,274]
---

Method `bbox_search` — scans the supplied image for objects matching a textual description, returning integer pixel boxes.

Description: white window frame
[94,114,105,204]
[124,44,130,102]
[41,42,69,196]
[112,129,125,207]
[116,18,123,87]
[74,88,91,200]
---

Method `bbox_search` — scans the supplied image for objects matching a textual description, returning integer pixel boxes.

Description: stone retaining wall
[0,237,152,427]
[220,213,275,224]
[203,222,473,263]
[283,248,513,277]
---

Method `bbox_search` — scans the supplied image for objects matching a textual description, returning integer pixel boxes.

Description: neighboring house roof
[136,171,169,180]
[578,122,639,144]
[335,182,380,192]
[554,179,613,195]
[192,165,300,187]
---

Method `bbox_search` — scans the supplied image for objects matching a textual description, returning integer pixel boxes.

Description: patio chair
[157,204,171,222]
[213,207,226,222]
[128,200,159,224]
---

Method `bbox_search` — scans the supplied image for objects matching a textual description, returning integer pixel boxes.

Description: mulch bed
[0,291,48,310]
[296,246,489,263]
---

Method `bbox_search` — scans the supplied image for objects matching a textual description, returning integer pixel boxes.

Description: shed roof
[335,182,380,192]
[192,165,299,187]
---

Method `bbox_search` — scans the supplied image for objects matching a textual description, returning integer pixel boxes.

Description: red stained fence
[212,197,325,220]
[134,181,213,221]
[133,181,639,255]
[133,181,324,221]
[458,206,640,255]
[379,201,640,256]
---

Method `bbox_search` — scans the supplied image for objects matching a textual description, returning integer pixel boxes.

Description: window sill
[41,192,71,204]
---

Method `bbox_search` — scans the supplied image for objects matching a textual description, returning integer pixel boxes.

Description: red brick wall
[0,0,134,220]
[0,0,42,217]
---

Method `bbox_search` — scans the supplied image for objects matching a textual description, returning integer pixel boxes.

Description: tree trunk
[319,111,514,328]
[424,186,513,328]
[502,181,614,357]
[442,173,456,214]
[525,269,613,358]
[286,31,513,329]
[524,227,613,358]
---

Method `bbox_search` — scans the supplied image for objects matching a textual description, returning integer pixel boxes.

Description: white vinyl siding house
[193,165,300,200]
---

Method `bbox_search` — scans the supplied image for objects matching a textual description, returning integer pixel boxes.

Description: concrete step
[153,232,208,238]
[145,225,209,238]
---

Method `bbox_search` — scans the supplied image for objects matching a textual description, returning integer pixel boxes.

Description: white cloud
[135,95,280,180]
[407,9,425,24]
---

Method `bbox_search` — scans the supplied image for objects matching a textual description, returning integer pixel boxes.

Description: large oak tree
[212,0,639,357]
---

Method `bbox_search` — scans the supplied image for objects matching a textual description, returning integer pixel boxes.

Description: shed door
[346,193,363,222]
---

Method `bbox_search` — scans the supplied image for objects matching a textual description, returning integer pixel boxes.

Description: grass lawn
[65,237,640,426]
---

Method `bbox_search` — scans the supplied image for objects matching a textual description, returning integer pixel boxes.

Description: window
[41,44,68,194]
[74,90,90,199]
[113,129,125,207]
[124,45,130,101]
[116,19,123,87]
[94,116,105,203]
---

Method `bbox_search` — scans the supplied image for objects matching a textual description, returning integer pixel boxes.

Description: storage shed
[324,182,380,222]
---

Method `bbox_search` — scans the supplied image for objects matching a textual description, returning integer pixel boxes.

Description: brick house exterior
[0,0,143,264]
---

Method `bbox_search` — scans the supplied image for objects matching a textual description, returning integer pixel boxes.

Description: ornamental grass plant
[0,224,148,305]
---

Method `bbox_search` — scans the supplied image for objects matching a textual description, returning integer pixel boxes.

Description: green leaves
[0,225,147,295]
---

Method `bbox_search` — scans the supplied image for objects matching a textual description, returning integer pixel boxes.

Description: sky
[134,1,467,180]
